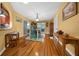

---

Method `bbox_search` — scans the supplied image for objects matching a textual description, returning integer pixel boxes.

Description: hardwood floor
[2,36,60,56]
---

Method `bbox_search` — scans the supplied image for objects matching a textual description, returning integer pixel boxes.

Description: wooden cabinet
[5,32,19,48]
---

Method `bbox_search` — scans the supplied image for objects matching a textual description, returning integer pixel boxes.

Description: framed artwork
[63,2,77,21]
[16,16,22,23]
[0,3,11,30]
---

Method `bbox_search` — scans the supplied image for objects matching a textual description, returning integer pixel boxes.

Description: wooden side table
[5,32,19,48]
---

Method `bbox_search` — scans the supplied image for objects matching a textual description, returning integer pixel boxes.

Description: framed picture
[63,2,77,21]
[0,3,11,30]
[16,16,22,23]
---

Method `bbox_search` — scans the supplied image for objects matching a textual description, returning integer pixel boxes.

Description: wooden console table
[5,32,19,48]
[53,33,79,56]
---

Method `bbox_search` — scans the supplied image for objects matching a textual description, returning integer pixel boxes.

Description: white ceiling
[10,2,62,21]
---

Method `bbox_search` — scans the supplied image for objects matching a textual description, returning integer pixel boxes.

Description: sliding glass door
[30,25,37,40]
[30,22,45,41]
[37,23,45,41]
[23,22,45,41]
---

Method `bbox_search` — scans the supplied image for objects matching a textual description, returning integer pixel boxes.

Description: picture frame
[16,16,22,23]
[0,3,11,30]
[63,2,77,21]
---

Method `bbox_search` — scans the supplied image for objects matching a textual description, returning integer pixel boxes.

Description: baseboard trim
[0,47,6,55]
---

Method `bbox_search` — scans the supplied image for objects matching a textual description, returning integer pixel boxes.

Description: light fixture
[36,12,39,21]
[35,8,39,21]
[0,3,5,17]
[27,22,30,26]
[36,18,39,21]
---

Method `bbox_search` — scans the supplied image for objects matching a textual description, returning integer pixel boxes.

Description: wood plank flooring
[2,36,59,56]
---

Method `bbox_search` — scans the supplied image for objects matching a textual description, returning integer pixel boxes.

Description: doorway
[50,22,53,36]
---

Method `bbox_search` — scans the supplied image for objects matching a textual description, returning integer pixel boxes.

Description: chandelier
[36,12,39,21]
[35,8,39,21]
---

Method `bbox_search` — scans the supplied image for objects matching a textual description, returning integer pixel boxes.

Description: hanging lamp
[36,12,39,21]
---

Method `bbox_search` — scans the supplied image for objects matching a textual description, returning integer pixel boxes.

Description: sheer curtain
[54,16,58,32]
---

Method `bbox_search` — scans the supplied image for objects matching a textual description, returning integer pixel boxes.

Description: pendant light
[36,12,39,21]
[35,8,39,21]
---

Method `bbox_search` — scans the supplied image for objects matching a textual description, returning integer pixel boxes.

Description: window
[37,23,45,32]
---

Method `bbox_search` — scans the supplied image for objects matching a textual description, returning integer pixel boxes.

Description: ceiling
[10,2,62,21]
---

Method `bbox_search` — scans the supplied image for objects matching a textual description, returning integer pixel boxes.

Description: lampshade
[36,18,39,21]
